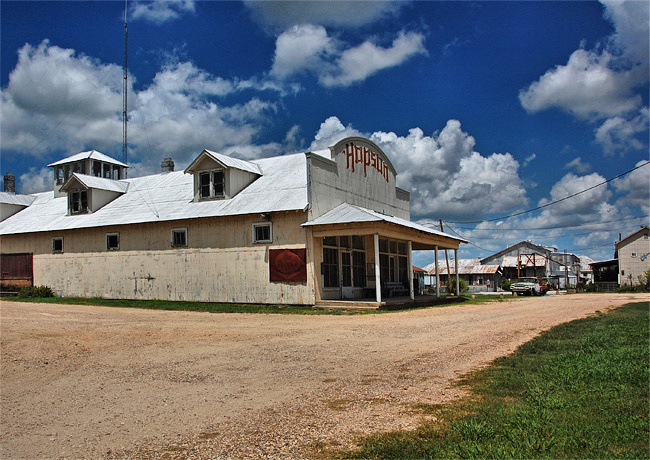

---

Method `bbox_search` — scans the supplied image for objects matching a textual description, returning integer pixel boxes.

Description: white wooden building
[0,137,466,306]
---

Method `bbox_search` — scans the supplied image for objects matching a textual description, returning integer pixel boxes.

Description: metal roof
[185,149,263,176]
[423,258,500,275]
[501,255,547,268]
[61,173,129,194]
[47,150,128,168]
[0,192,36,206]
[0,153,308,235]
[302,203,467,243]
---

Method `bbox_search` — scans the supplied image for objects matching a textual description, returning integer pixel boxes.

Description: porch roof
[302,203,467,250]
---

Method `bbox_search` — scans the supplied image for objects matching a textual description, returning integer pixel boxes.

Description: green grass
[3,293,494,314]
[338,302,650,459]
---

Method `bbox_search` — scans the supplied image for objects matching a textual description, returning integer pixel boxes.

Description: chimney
[3,172,15,193]
[161,157,175,173]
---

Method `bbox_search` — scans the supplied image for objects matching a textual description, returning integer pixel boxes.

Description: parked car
[510,277,549,296]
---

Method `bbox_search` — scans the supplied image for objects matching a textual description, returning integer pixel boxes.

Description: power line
[450,214,649,231]
[446,161,650,224]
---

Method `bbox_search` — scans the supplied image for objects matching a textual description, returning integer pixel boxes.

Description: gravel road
[1,293,647,459]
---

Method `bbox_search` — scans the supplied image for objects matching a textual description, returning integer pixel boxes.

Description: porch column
[374,233,381,303]
[435,246,440,297]
[407,241,414,300]
[454,249,460,296]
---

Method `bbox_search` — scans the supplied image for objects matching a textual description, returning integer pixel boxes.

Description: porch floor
[313,294,462,311]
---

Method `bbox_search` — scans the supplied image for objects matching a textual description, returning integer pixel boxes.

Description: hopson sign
[343,142,390,183]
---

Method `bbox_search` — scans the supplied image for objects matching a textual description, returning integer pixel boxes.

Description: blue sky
[1,0,648,265]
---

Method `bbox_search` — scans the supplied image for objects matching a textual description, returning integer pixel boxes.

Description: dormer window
[185,149,262,203]
[199,170,224,199]
[70,189,88,214]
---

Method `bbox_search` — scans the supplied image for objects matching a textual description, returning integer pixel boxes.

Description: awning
[302,203,467,250]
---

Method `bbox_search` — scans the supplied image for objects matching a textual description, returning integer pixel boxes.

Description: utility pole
[122,0,128,176]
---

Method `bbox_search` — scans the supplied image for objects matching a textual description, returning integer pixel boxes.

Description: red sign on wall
[343,142,390,183]
[269,249,307,282]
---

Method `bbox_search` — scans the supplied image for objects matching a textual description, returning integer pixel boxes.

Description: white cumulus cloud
[1,41,278,171]
[308,117,529,221]
[270,26,426,87]
[519,0,648,154]
[131,0,195,25]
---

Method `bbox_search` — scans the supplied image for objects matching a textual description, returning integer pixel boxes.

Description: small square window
[631,252,637,258]
[253,223,272,243]
[172,228,188,247]
[106,232,120,251]
[52,237,64,253]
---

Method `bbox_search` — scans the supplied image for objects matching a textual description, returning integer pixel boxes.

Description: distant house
[615,226,650,286]
[481,241,550,280]
[423,258,501,293]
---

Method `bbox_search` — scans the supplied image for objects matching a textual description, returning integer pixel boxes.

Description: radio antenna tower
[122,0,128,176]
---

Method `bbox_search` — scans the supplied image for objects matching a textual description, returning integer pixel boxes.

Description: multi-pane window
[199,170,225,199]
[52,237,64,253]
[352,251,366,287]
[323,247,339,288]
[70,190,88,214]
[252,223,272,243]
[171,228,187,247]
[379,238,408,285]
[106,232,120,251]
[322,236,367,288]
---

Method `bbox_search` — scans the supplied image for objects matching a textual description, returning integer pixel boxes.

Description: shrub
[501,279,512,291]
[17,285,55,298]
[447,276,468,293]
[584,282,598,292]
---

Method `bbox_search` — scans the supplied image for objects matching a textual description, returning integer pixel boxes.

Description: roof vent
[161,157,175,173]
[3,172,15,193]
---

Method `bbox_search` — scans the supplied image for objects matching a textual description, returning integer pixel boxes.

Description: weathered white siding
[2,211,314,304]
[308,138,410,221]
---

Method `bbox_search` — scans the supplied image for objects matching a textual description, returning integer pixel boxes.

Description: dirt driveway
[1,293,647,459]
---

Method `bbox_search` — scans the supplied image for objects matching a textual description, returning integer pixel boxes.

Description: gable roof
[60,173,129,194]
[184,149,262,176]
[481,241,551,264]
[48,150,128,168]
[0,153,308,235]
[615,226,649,249]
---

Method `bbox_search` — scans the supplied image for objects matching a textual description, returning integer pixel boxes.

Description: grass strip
[3,293,499,314]
[339,302,650,459]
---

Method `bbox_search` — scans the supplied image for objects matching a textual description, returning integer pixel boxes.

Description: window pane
[107,234,119,250]
[52,238,63,253]
[339,236,350,248]
[353,251,366,287]
[323,236,337,247]
[341,252,352,286]
[398,256,408,284]
[390,241,397,254]
[71,192,80,213]
[397,242,407,255]
[172,230,186,246]
[200,172,211,198]
[80,191,88,212]
[379,238,389,253]
[352,235,365,250]
[213,171,224,196]
[93,161,102,176]
[254,224,271,242]
[323,247,339,288]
